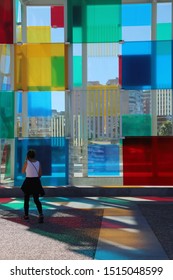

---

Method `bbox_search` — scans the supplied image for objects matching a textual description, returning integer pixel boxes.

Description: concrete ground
[0,195,172,260]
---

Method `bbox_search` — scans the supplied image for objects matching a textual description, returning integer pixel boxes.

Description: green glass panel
[68,0,122,43]
[73,56,82,87]
[0,91,14,138]
[51,57,65,87]
[157,23,172,40]
[28,86,52,91]
[122,115,151,136]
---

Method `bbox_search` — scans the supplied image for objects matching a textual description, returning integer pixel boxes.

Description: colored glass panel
[27,26,51,43]
[123,137,173,186]
[51,6,64,28]
[88,144,120,176]
[157,23,172,40]
[14,44,66,91]
[28,91,51,117]
[14,138,69,186]
[0,0,13,44]
[122,54,151,90]
[122,4,152,26]
[156,41,172,89]
[122,115,151,136]
[119,55,122,86]
[122,41,172,90]
[73,56,82,87]
[0,91,14,138]
[68,0,121,43]
[51,57,65,88]
[87,88,119,116]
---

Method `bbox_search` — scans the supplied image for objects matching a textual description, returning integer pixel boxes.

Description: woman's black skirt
[21,177,45,196]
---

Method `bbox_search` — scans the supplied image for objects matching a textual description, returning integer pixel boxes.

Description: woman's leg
[24,193,30,216]
[33,194,43,215]
[33,194,44,223]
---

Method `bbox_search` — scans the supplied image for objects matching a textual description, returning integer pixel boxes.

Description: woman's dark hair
[27,149,36,159]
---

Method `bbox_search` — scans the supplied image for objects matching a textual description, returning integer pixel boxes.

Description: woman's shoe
[23,215,29,220]
[38,214,44,223]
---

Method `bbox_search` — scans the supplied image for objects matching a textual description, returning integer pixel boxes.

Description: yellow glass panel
[87,85,120,117]
[0,44,7,55]
[27,26,51,43]
[14,44,66,91]
[14,45,28,91]
[51,43,65,56]
[28,57,51,87]
[26,44,51,57]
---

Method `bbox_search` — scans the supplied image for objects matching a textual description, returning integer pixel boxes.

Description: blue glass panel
[122,4,152,26]
[122,54,151,90]
[122,41,151,55]
[122,41,172,90]
[156,41,172,89]
[88,144,120,176]
[17,91,22,113]
[14,137,69,186]
[28,91,52,117]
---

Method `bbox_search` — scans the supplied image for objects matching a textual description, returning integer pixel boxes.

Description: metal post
[151,0,157,136]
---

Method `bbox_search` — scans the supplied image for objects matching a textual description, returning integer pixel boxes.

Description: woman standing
[21,149,44,223]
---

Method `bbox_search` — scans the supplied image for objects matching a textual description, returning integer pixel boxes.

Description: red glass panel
[51,6,64,28]
[123,137,173,186]
[0,0,13,43]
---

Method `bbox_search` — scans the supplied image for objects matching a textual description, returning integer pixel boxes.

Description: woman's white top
[26,160,40,177]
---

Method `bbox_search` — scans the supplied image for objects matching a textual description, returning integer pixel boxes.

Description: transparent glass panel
[0,45,11,90]
[157,3,172,23]
[88,43,119,85]
[122,26,151,41]
[0,139,14,185]
[27,6,51,27]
